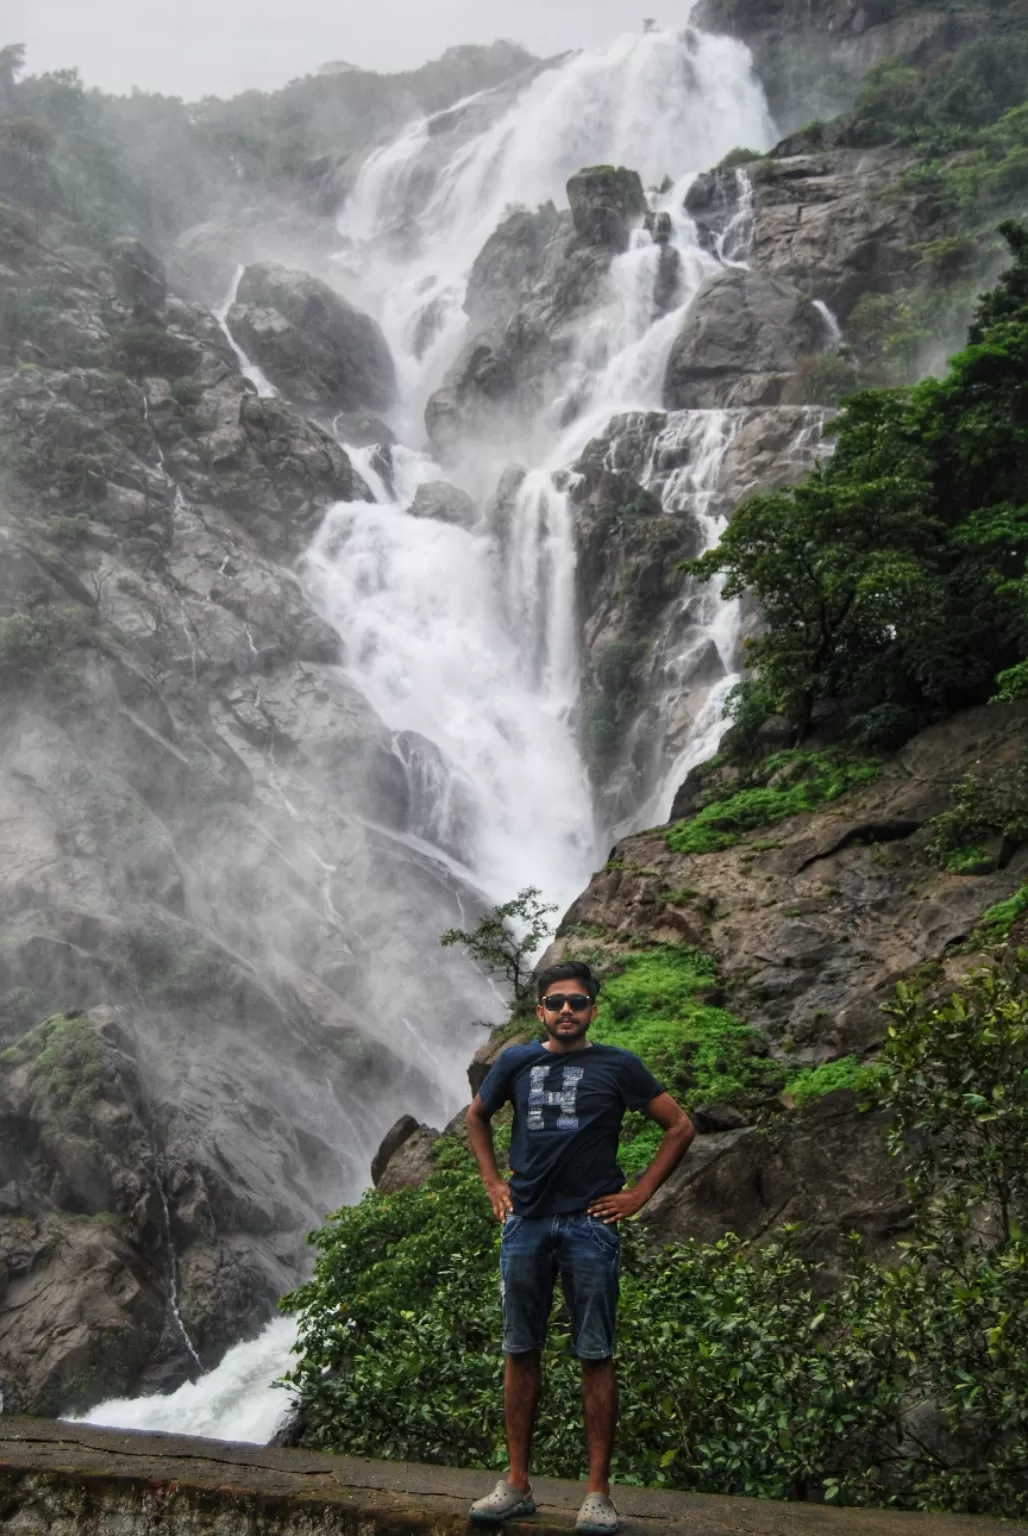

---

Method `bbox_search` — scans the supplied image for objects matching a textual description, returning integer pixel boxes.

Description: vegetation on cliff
[284,950,1028,1516]
[688,225,1028,749]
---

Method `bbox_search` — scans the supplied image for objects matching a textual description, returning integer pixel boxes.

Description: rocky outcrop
[692,0,1001,132]
[0,187,491,1412]
[566,165,648,251]
[424,171,641,459]
[664,267,826,409]
[465,202,566,334]
[227,263,396,416]
[544,701,1028,1258]
[746,147,928,320]
[566,405,829,821]
[371,1117,442,1194]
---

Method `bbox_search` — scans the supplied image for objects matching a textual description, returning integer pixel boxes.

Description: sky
[9,1,689,100]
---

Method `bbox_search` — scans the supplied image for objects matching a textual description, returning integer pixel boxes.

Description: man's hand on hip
[487,1179,514,1222]
[588,1187,647,1223]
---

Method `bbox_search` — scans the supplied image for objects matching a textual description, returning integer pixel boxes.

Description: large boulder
[664,267,825,409]
[566,165,648,251]
[109,237,168,316]
[227,263,396,416]
[407,480,478,530]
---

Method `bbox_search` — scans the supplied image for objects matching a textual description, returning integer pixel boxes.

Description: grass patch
[666,751,882,856]
[589,947,782,1109]
[978,883,1028,936]
[785,1055,888,1108]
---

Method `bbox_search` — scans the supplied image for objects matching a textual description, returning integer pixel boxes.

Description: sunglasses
[540,993,593,1013]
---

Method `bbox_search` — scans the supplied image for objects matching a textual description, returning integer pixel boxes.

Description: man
[465,960,695,1533]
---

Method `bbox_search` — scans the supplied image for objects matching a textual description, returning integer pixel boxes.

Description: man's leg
[559,1215,621,1499]
[505,1349,542,1492]
[580,1356,617,1495]
[499,1215,555,1494]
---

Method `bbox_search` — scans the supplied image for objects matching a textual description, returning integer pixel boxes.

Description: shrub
[926,750,1028,872]
[716,146,763,172]
[0,607,71,695]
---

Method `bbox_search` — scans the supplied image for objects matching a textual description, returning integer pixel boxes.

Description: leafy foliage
[784,1055,887,1107]
[0,606,72,696]
[687,224,1028,747]
[284,951,1028,1516]
[440,886,557,1014]
[926,749,1028,871]
[882,953,1028,1245]
[666,750,881,853]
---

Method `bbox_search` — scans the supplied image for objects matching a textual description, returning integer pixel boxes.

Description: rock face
[543,701,1028,1260]
[465,202,565,334]
[746,147,928,320]
[424,170,640,460]
[692,0,998,131]
[0,179,492,1412]
[664,267,826,409]
[566,405,829,821]
[227,263,396,416]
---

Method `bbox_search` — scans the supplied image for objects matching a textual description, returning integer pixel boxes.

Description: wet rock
[664,266,825,409]
[642,1091,912,1273]
[109,238,168,315]
[374,1123,441,1194]
[407,480,479,530]
[748,147,926,320]
[566,165,648,251]
[465,201,565,333]
[228,262,396,416]
[371,1114,421,1185]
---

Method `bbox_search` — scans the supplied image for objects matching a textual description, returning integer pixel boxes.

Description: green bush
[926,749,1028,871]
[665,750,881,854]
[716,146,763,172]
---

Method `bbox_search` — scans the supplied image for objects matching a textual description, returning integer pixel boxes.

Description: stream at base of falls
[71,22,833,1442]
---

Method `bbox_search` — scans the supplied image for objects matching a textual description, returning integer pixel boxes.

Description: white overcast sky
[10,1,689,99]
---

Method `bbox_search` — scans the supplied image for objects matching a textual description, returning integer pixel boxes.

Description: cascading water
[76,23,826,1442]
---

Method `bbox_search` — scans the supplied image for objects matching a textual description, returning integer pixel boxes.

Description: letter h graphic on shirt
[527,1063,584,1132]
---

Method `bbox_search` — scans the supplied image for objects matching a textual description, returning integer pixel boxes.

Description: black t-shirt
[477,1040,665,1219]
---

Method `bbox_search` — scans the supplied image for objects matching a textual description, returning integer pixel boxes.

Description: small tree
[441,886,558,1014]
[882,952,1028,1246]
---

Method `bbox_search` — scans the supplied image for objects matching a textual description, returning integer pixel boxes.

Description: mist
[12,0,689,98]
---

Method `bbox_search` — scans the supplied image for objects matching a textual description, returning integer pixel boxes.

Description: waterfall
[75,23,786,1442]
[214,266,278,397]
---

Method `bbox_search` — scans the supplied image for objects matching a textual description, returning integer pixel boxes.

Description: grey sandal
[469,1479,536,1523]
[575,1492,619,1533]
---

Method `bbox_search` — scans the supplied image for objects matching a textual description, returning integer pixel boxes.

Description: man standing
[465,960,694,1533]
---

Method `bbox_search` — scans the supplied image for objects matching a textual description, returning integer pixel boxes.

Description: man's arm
[466,1094,514,1222]
[588,1092,694,1224]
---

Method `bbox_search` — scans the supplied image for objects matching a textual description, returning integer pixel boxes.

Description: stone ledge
[0,1417,1024,1534]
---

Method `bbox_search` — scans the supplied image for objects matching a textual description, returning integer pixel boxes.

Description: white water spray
[79,24,789,1443]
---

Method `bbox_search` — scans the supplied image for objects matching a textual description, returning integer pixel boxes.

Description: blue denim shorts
[499,1211,620,1360]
